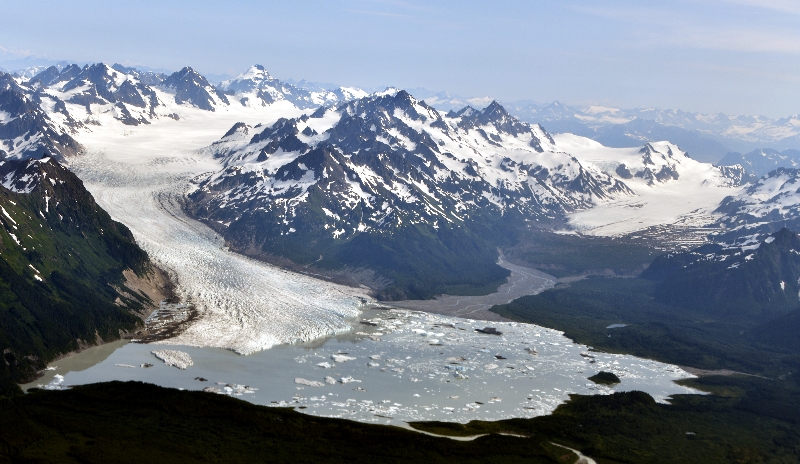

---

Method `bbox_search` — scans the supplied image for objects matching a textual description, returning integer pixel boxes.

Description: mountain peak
[162,67,228,110]
[481,100,510,119]
[446,106,477,118]
[163,66,212,87]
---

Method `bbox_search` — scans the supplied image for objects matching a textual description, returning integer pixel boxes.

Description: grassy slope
[0,160,153,390]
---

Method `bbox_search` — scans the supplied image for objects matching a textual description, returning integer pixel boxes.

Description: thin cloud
[721,0,800,15]
[572,3,800,55]
[674,28,800,54]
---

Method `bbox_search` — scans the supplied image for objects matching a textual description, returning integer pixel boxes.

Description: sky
[1,0,799,117]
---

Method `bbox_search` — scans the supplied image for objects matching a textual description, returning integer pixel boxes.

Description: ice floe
[45,307,702,426]
[151,350,193,369]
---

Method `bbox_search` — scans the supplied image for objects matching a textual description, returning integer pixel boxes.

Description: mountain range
[185,87,748,297]
[410,90,800,164]
[1,60,800,297]
[8,60,800,166]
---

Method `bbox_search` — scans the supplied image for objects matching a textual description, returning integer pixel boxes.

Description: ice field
[554,133,744,236]
[69,105,370,354]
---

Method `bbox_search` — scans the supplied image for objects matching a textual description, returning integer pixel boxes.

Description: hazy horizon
[2,0,799,118]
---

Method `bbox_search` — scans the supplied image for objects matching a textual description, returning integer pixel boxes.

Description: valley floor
[390,257,556,321]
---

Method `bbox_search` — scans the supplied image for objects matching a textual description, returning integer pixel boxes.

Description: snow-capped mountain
[109,64,167,86]
[404,88,494,112]
[189,91,632,244]
[184,89,757,295]
[719,148,800,178]
[191,89,754,242]
[714,168,800,243]
[33,62,164,125]
[18,63,368,132]
[553,133,747,237]
[161,66,230,111]
[0,71,82,160]
[560,136,746,188]
[219,65,367,109]
[503,101,800,149]
[415,92,800,161]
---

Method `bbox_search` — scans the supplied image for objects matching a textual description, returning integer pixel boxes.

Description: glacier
[68,104,371,355]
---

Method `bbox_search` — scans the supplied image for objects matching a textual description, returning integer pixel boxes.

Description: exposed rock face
[715,167,800,240]
[0,72,82,160]
[161,66,230,111]
[189,91,633,246]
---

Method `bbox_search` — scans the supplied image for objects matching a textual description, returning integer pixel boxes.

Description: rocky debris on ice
[324,376,337,385]
[151,349,193,369]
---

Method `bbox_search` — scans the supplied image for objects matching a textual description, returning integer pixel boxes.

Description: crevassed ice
[70,149,370,355]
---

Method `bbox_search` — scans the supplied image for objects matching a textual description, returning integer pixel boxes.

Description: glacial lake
[25,308,700,427]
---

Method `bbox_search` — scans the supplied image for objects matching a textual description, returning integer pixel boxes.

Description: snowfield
[555,133,745,236]
[69,104,371,354]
